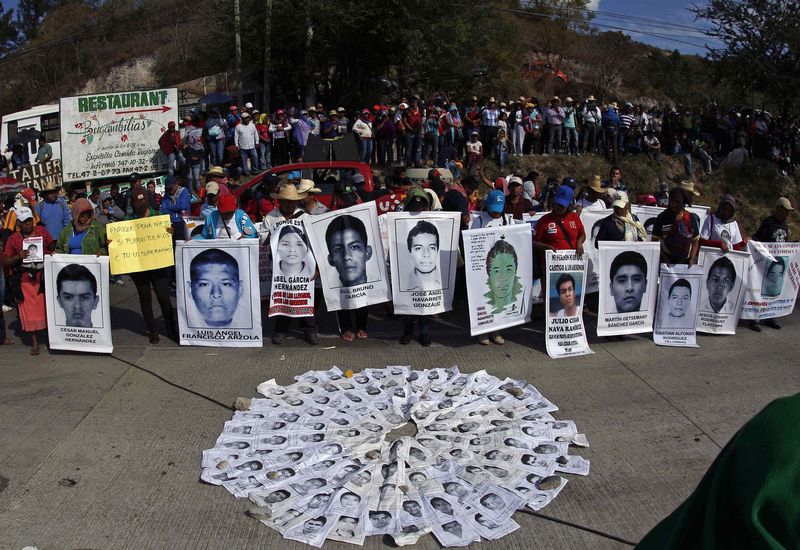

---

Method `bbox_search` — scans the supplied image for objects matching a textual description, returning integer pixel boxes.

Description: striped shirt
[481,108,499,127]
[619,113,635,129]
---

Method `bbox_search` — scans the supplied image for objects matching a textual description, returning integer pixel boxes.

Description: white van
[1,103,61,162]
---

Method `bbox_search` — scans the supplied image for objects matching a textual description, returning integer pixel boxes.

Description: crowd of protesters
[152,95,800,190]
[0,149,795,352]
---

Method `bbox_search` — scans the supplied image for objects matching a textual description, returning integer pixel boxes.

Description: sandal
[356,330,368,339]
[1,338,14,345]
[341,331,355,342]
[30,347,40,356]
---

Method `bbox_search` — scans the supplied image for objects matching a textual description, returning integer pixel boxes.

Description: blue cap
[554,185,574,208]
[165,175,178,186]
[486,190,505,213]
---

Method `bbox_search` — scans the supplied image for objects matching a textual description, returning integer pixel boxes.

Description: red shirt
[534,211,584,251]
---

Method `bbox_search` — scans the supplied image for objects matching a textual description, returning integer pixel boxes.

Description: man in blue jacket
[197,194,258,240]
[36,183,71,240]
[160,175,190,245]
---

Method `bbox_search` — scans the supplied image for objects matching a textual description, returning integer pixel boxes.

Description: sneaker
[478,337,491,346]
[748,320,762,332]
[306,332,319,345]
[272,332,287,345]
[419,333,431,347]
[115,278,125,286]
[492,334,505,345]
[2,305,11,312]
[148,332,160,344]
[400,333,412,345]
[763,319,781,330]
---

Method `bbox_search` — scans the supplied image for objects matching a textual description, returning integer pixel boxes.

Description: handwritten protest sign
[107,215,174,274]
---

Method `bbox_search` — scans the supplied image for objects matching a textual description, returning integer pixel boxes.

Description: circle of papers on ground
[201,366,590,547]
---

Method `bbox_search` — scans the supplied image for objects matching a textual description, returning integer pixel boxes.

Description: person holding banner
[197,195,258,240]
[533,185,585,260]
[753,197,792,244]
[125,188,177,344]
[54,199,108,257]
[399,191,435,347]
[593,192,646,247]
[3,207,53,355]
[699,194,744,253]
[470,190,507,229]
[651,187,700,265]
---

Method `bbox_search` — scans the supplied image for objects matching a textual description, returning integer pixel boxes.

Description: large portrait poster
[741,241,800,320]
[463,223,533,336]
[579,208,612,293]
[545,250,593,358]
[45,254,113,353]
[696,247,750,334]
[268,219,315,318]
[388,211,460,315]
[597,241,660,336]
[653,264,703,347]
[175,239,262,347]
[60,88,179,183]
[304,202,390,312]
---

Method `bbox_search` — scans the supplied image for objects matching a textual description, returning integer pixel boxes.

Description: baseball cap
[165,175,178,187]
[15,206,33,222]
[486,190,505,213]
[554,185,574,208]
[129,172,141,181]
[777,197,794,211]
[240,112,250,119]
[218,194,236,214]
[206,181,220,195]
[244,102,254,109]
[229,105,238,111]
[167,121,176,127]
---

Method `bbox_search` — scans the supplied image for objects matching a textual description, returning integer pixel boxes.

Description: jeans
[240,148,258,175]
[130,268,176,335]
[495,145,508,168]
[377,138,394,165]
[547,124,563,154]
[338,307,369,332]
[423,133,438,165]
[167,151,185,176]
[564,126,578,154]
[0,272,5,342]
[582,124,598,153]
[403,315,430,335]
[359,138,373,164]
[258,142,272,170]
[208,139,224,167]
[404,133,422,167]
[186,163,201,191]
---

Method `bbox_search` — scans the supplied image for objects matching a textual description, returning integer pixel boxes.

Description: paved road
[1,281,798,549]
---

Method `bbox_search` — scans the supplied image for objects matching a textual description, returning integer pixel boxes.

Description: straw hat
[677,180,700,196]
[207,166,225,178]
[270,184,308,201]
[587,175,604,193]
[296,179,322,194]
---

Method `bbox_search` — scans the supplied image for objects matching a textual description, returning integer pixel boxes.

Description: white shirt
[234,122,260,150]
[216,216,241,240]
[352,119,373,139]
[470,211,507,229]
[577,198,605,211]
[700,214,742,247]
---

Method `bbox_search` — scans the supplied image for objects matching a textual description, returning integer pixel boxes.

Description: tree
[0,5,19,56]
[692,0,800,116]
[584,31,632,104]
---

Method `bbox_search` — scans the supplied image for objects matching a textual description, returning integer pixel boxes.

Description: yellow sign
[107,215,174,274]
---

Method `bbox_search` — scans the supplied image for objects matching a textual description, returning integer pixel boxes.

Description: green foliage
[0,4,19,56]
[692,0,800,116]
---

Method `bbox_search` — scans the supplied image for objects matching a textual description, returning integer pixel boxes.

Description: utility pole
[263,0,272,111]
[234,0,243,107]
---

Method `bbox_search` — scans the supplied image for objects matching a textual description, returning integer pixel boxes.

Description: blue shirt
[68,229,87,254]
[160,187,191,223]
[37,197,71,241]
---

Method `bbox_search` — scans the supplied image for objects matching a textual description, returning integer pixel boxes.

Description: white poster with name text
[653,264,703,347]
[388,211,460,315]
[45,254,113,353]
[580,208,612,293]
[463,223,533,336]
[696,247,750,334]
[268,219,315,318]
[175,239,262,347]
[304,202,390,312]
[741,241,800,320]
[597,241,660,336]
[545,250,593,358]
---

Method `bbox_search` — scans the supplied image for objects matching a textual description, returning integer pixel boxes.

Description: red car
[233,161,375,208]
